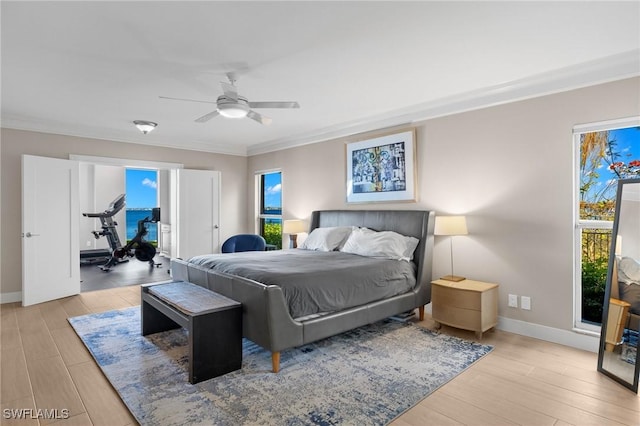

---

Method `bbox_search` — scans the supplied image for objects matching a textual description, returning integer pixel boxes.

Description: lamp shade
[615,235,623,256]
[434,216,468,236]
[283,220,306,234]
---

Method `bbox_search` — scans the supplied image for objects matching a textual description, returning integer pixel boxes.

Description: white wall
[159,169,171,224]
[619,197,640,259]
[247,77,640,346]
[79,164,125,250]
[79,163,96,249]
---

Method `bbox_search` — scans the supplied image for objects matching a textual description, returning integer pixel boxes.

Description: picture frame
[346,129,416,203]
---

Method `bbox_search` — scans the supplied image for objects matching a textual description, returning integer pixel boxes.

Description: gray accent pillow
[619,282,640,316]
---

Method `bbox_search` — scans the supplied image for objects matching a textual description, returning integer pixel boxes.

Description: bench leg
[271,352,280,373]
[141,299,181,336]
[189,308,242,384]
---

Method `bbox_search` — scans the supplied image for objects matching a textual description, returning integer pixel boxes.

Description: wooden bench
[141,281,242,384]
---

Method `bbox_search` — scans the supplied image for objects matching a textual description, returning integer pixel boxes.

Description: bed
[613,257,640,332]
[170,209,435,372]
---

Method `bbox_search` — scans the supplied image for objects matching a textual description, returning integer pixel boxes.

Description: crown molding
[247,49,640,156]
[0,117,249,157]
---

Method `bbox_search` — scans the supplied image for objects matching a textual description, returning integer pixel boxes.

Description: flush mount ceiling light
[133,120,157,134]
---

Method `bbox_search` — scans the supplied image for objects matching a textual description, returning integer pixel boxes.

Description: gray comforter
[187,249,416,319]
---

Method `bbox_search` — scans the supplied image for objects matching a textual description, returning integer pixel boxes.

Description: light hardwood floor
[1,285,639,426]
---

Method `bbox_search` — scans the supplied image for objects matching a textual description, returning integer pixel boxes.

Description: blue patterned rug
[69,307,493,425]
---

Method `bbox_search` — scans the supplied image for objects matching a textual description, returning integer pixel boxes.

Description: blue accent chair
[221,234,267,253]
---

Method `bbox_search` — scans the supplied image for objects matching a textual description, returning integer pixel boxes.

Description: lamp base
[289,234,298,249]
[440,275,466,282]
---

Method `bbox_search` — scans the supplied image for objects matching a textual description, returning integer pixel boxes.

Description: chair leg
[272,352,280,373]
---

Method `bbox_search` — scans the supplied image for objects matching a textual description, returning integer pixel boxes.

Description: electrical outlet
[508,294,518,308]
[521,296,531,310]
[86,241,92,247]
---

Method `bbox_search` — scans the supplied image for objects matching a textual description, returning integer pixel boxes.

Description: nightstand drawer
[432,305,482,330]
[432,285,481,310]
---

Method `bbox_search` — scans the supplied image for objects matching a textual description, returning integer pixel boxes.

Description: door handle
[24,232,40,238]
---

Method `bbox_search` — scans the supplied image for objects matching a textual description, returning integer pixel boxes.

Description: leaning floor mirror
[598,177,640,392]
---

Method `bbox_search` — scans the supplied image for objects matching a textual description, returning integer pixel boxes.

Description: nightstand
[431,279,499,339]
[605,298,631,352]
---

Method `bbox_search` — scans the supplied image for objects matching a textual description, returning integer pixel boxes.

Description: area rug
[69,307,493,425]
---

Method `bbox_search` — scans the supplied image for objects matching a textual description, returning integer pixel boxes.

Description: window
[125,168,159,245]
[574,119,639,332]
[257,171,282,249]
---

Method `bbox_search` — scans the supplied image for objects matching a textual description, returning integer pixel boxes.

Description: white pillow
[619,257,640,285]
[340,227,419,261]
[299,226,353,251]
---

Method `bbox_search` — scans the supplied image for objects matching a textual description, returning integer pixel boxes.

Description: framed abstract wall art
[345,129,416,203]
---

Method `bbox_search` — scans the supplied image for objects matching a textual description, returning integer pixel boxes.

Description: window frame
[255,169,282,249]
[573,117,640,333]
[124,167,160,244]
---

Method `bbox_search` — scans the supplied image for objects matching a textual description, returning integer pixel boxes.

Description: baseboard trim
[424,304,599,352]
[497,316,600,353]
[1,291,22,304]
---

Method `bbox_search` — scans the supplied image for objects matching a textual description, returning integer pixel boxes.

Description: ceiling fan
[160,73,300,125]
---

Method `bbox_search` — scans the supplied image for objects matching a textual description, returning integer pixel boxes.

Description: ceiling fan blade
[195,110,220,123]
[248,101,300,109]
[159,95,217,104]
[220,81,238,101]
[247,110,272,125]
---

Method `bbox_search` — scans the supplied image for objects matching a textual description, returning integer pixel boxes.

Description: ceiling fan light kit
[217,97,250,118]
[133,120,157,134]
[160,73,299,125]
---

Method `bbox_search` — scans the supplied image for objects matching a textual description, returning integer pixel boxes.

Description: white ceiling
[2,1,639,156]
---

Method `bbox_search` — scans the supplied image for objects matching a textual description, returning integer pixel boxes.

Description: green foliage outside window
[581,258,608,324]
[581,228,611,324]
[263,222,282,249]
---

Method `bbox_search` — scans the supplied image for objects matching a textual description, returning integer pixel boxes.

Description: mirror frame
[597,177,640,392]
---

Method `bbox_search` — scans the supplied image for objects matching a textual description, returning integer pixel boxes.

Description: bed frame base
[270,307,424,373]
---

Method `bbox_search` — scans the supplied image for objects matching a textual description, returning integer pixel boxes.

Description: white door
[172,169,221,259]
[22,155,80,306]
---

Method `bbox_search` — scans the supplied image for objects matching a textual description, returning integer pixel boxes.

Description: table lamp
[434,215,468,282]
[283,220,306,248]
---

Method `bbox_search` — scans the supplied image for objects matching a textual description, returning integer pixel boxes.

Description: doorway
[23,154,219,304]
[75,158,178,292]
[82,167,169,292]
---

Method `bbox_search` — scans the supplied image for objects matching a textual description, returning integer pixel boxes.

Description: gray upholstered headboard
[309,210,435,287]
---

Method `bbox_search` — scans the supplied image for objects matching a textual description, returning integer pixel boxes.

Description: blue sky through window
[600,127,639,180]
[612,127,640,160]
[125,168,158,208]
[582,126,640,202]
[264,172,281,210]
